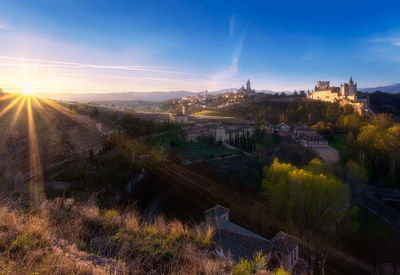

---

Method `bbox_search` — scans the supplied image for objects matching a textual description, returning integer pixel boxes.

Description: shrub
[10,232,33,253]
[232,258,255,275]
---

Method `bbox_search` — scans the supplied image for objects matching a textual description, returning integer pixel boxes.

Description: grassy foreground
[0,198,222,274]
[0,198,288,274]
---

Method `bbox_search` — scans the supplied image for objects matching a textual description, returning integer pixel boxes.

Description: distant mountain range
[360,83,400,94]
[39,88,276,102]
[40,91,196,102]
[37,83,400,102]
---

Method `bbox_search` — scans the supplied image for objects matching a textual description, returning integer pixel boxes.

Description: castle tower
[348,77,357,96]
[246,79,251,91]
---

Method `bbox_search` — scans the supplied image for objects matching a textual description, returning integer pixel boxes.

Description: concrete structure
[204,205,307,274]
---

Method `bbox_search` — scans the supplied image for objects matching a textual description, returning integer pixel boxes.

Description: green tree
[342,113,361,134]
[357,114,400,184]
[262,158,350,251]
[345,160,369,184]
[343,104,354,115]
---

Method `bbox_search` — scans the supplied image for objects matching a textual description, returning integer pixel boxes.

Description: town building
[185,124,254,143]
[292,126,318,139]
[260,123,275,134]
[298,135,328,148]
[275,123,291,136]
[215,126,254,143]
[204,205,307,274]
[292,126,328,148]
[170,105,188,123]
[170,114,188,123]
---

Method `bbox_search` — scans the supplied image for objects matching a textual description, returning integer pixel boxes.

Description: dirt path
[312,146,340,164]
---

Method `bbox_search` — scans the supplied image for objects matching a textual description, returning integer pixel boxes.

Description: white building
[170,114,188,123]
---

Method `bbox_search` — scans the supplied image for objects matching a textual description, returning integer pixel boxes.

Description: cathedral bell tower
[246,79,251,91]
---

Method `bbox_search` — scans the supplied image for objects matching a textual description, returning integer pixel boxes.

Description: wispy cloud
[0,23,11,31]
[370,34,400,47]
[0,56,198,75]
[229,15,236,37]
[207,24,249,89]
[230,23,249,74]
[366,32,400,63]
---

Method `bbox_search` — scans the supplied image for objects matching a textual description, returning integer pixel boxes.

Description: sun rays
[26,96,45,204]
[0,91,101,205]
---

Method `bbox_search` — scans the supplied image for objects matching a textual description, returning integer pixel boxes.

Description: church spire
[349,76,354,84]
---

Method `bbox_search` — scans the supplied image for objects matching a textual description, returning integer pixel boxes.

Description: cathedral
[237,79,255,96]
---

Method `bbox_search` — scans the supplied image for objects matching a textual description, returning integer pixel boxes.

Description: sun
[23,86,34,96]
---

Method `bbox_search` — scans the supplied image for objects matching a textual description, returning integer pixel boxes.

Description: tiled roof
[216,218,266,241]
[214,229,273,261]
[300,135,327,142]
[204,204,229,217]
[271,231,298,254]
[207,213,273,261]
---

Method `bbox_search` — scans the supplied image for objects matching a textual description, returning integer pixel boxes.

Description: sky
[0,0,400,94]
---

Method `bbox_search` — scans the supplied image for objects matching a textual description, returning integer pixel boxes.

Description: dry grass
[0,198,227,274]
[0,198,288,274]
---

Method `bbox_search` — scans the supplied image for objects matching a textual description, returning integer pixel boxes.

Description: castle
[307,77,369,114]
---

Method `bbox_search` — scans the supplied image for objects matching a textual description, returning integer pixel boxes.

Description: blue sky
[0,0,399,93]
